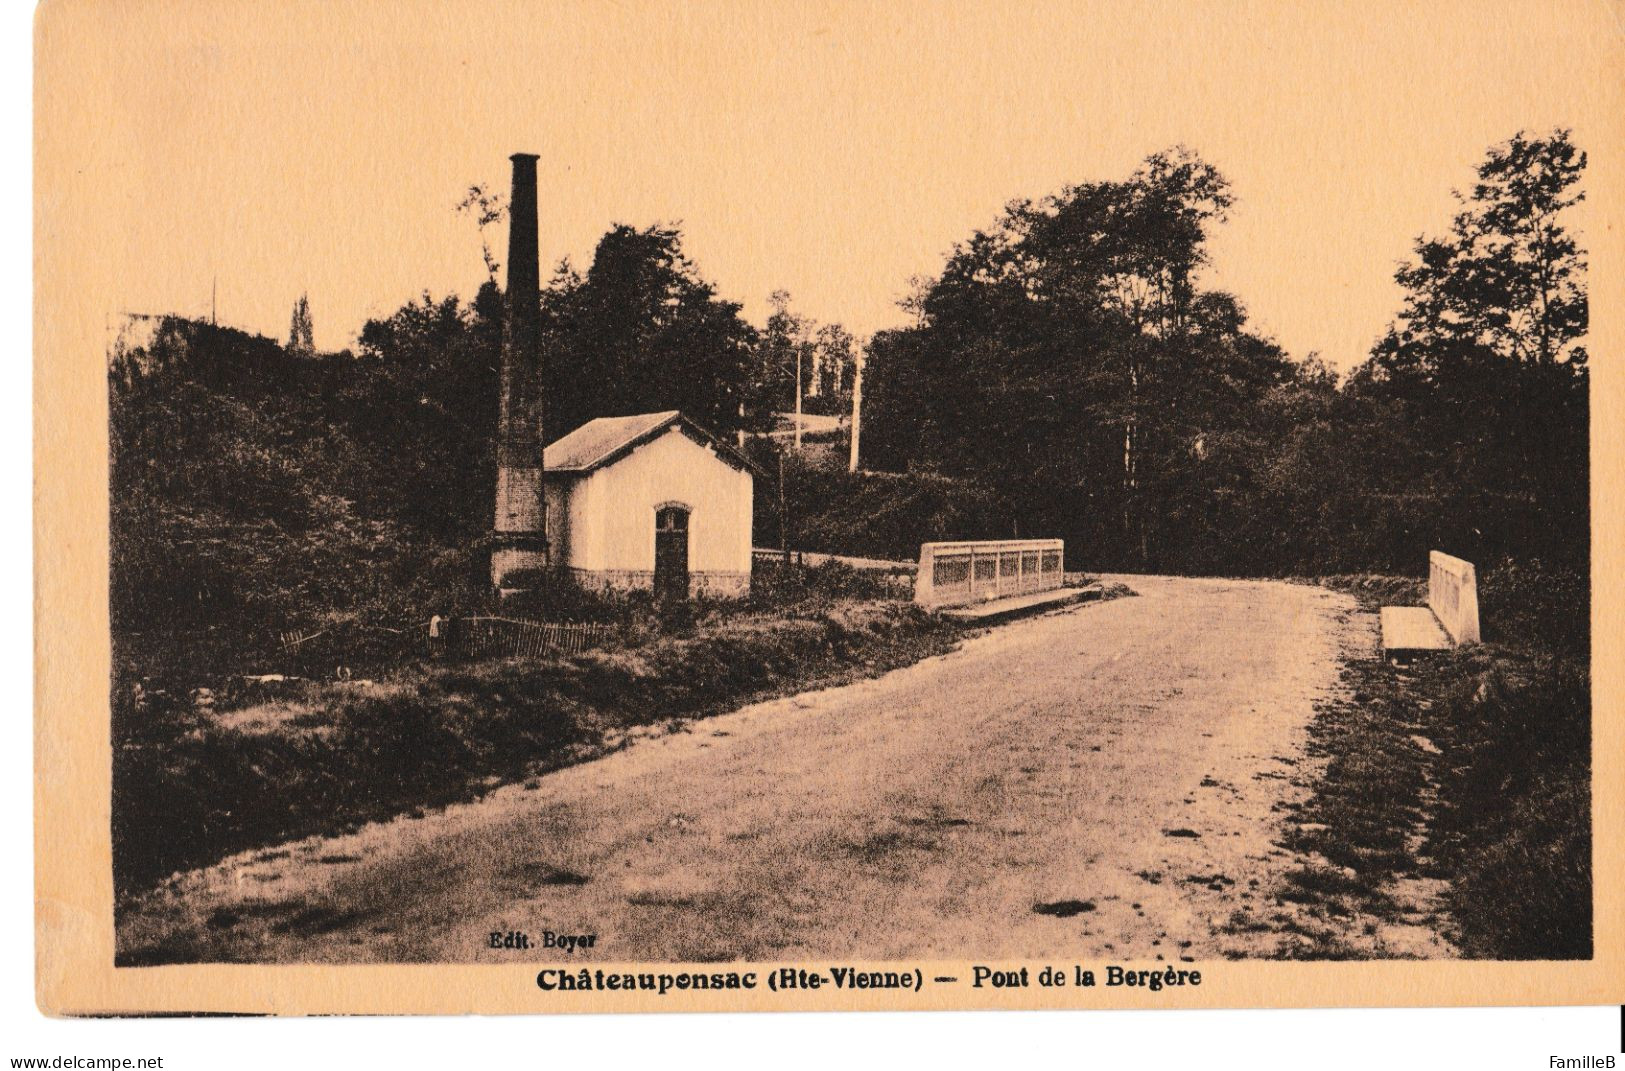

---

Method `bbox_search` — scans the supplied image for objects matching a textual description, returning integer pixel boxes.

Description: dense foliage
[113,289,502,604]
[539,224,765,440]
[110,291,515,713]
[858,134,1588,577]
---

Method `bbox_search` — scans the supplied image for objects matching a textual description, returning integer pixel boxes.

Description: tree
[1356,129,1589,566]
[860,147,1285,568]
[1369,129,1586,391]
[287,293,314,355]
[1022,148,1238,558]
[811,322,857,406]
[456,184,508,284]
[352,284,504,538]
[541,224,761,439]
[757,289,811,416]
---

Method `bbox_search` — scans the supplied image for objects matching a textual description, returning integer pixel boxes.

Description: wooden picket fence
[275,616,614,668]
[277,627,325,652]
[277,623,405,656]
[435,616,616,660]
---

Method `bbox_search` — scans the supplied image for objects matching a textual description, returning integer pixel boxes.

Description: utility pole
[211,276,217,326]
[778,451,790,565]
[847,348,864,473]
[793,341,803,453]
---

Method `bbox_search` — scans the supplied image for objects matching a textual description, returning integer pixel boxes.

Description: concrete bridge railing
[914,539,1064,609]
[1428,550,1481,645]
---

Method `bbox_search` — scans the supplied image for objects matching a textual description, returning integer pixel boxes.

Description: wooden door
[654,505,690,601]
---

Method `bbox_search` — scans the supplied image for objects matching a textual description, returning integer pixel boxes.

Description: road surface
[119,576,1375,964]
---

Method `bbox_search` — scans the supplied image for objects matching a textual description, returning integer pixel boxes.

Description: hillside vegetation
[111,309,498,688]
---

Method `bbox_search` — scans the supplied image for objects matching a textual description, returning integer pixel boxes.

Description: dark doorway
[654,505,690,601]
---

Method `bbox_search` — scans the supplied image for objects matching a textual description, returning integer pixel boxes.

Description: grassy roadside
[114,565,961,898]
[1272,563,1590,959]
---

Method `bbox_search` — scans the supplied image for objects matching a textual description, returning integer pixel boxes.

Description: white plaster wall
[562,426,752,574]
[565,471,602,570]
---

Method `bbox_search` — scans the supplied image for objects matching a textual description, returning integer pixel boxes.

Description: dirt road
[119,576,1375,964]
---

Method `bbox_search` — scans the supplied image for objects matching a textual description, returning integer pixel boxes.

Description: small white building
[542,411,756,599]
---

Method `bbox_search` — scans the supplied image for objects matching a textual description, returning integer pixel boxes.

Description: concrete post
[914,543,936,605]
[1428,550,1481,645]
[848,350,863,473]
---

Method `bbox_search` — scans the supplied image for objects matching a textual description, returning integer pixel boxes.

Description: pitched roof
[542,411,760,476]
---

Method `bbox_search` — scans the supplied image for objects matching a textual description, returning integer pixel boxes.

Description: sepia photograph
[32,0,1624,1020]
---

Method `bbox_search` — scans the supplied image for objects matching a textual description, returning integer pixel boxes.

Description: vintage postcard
[34,0,1625,1015]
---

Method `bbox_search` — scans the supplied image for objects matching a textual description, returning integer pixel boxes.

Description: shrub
[1448,773,1590,959]
[748,558,911,607]
[761,452,1009,563]
[1477,559,1589,657]
[1428,655,1590,958]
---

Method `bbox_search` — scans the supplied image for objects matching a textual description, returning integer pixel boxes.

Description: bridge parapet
[914,539,1064,609]
[1428,550,1481,645]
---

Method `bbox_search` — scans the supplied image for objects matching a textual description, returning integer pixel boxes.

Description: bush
[762,452,1009,563]
[1429,656,1590,958]
[1477,559,1589,657]
[496,568,652,625]
[748,558,911,607]
[1449,774,1590,959]
[110,312,499,702]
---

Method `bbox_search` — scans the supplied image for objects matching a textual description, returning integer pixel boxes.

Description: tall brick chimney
[491,152,547,589]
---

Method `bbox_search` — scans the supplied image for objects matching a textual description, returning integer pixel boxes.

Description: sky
[38,0,1619,370]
